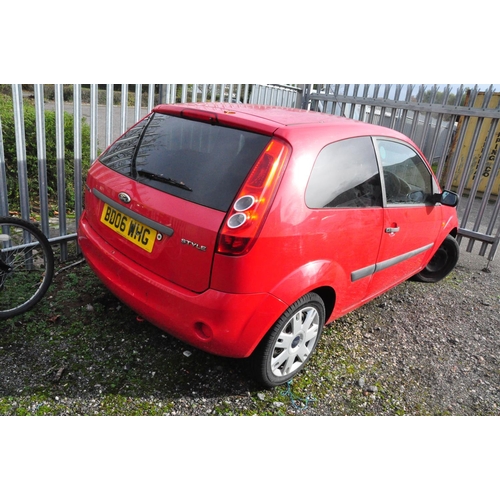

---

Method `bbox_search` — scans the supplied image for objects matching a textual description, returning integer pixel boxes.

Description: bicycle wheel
[0,216,54,319]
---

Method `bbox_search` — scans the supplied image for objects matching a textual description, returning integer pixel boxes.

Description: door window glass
[377,140,434,204]
[306,137,382,208]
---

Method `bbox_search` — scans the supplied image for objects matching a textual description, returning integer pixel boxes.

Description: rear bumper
[77,213,287,358]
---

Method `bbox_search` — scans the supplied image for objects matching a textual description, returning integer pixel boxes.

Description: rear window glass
[99,112,271,212]
[306,137,382,208]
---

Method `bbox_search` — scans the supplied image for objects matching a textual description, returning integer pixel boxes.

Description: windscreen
[99,112,271,212]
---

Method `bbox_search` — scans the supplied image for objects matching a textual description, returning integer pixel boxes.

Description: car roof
[153,102,413,144]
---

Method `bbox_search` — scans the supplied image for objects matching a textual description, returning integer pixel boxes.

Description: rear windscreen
[99,112,271,212]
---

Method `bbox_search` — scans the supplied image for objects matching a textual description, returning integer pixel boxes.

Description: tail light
[216,138,291,256]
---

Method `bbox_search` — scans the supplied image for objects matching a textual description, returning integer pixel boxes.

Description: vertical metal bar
[282,89,288,107]
[192,84,198,103]
[201,84,208,102]
[358,84,369,122]
[457,117,484,198]
[249,85,256,104]
[34,84,50,237]
[181,84,187,103]
[271,87,277,106]
[408,85,424,143]
[435,113,458,184]
[488,230,499,261]
[54,84,67,260]
[235,84,242,103]
[332,84,341,115]
[397,85,413,134]
[243,84,249,104]
[482,187,500,259]
[428,85,451,167]
[367,84,379,123]
[228,84,234,103]
[90,84,98,162]
[389,85,402,129]
[158,84,165,104]
[12,84,30,220]
[135,83,142,123]
[418,85,436,156]
[350,84,360,119]
[320,84,329,113]
[340,84,349,117]
[106,84,113,147]
[427,112,444,165]
[442,114,470,192]
[120,83,128,134]
[0,110,9,216]
[73,84,83,233]
[375,84,388,126]
[148,84,155,112]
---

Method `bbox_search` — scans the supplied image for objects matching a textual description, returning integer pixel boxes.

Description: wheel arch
[269,259,341,322]
[310,285,336,323]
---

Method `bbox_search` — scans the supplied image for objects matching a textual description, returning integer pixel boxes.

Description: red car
[78,103,459,387]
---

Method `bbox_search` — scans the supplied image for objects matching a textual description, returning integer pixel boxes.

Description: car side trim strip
[351,265,376,282]
[92,188,174,236]
[351,243,434,282]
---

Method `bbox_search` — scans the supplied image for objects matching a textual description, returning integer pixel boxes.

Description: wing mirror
[432,190,459,207]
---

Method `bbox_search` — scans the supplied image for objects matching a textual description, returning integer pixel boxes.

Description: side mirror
[434,190,459,207]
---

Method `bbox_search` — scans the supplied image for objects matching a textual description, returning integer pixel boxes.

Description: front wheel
[249,292,325,388]
[412,235,459,283]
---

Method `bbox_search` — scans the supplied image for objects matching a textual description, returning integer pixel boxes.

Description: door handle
[385,226,400,233]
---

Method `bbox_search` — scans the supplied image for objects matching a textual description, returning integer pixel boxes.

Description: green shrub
[0,94,92,214]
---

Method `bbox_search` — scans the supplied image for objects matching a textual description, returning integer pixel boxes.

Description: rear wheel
[412,235,459,283]
[250,292,325,388]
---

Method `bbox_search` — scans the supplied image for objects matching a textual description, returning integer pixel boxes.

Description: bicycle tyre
[0,216,54,319]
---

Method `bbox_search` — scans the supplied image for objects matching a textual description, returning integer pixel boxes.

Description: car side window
[306,137,382,208]
[376,139,434,205]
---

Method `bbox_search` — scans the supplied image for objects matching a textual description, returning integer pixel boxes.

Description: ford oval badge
[118,192,131,204]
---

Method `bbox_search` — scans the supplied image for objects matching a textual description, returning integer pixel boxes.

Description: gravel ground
[1,247,499,416]
[322,250,500,416]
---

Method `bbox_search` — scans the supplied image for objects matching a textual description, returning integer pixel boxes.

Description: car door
[304,136,385,314]
[365,138,443,300]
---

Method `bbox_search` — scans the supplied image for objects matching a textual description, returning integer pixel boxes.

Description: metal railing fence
[1,83,499,262]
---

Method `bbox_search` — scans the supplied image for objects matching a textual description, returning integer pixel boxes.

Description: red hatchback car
[78,103,459,387]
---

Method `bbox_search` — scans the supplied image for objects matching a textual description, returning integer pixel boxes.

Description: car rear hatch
[83,105,275,292]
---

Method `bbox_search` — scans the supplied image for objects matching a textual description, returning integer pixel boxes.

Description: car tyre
[249,292,325,388]
[412,235,459,283]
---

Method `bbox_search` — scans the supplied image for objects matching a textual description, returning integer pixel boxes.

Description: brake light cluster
[217,138,291,256]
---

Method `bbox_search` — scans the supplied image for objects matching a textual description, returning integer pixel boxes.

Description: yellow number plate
[100,203,156,253]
